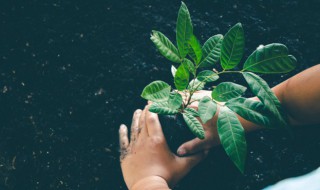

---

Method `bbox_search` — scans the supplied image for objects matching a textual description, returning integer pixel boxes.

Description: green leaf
[168,92,183,110]
[212,82,247,102]
[174,64,190,91]
[197,70,219,82]
[220,23,245,70]
[226,97,270,127]
[149,102,179,115]
[188,79,205,91]
[184,107,200,117]
[171,65,177,77]
[141,80,171,102]
[176,2,193,58]
[198,96,217,124]
[188,35,202,64]
[199,34,223,68]
[217,107,247,173]
[183,112,205,139]
[243,43,297,74]
[150,30,181,63]
[242,72,287,127]
[182,58,195,76]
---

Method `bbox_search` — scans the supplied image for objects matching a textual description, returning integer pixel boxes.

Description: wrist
[131,176,171,190]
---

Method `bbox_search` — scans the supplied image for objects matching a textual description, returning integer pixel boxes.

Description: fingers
[139,106,149,137]
[119,124,129,149]
[130,109,142,142]
[177,138,209,156]
[119,124,129,160]
[145,108,164,138]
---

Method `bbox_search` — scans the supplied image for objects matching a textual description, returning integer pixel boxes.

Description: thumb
[178,150,208,171]
[177,138,208,156]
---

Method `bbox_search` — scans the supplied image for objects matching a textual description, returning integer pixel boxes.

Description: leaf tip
[288,55,298,65]
[238,165,245,174]
[198,133,205,139]
[217,34,224,39]
[236,22,243,27]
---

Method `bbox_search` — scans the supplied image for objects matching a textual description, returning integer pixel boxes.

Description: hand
[177,90,221,156]
[178,90,263,156]
[120,106,207,189]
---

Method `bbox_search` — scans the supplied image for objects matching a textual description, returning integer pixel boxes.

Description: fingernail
[120,124,127,131]
[177,148,186,156]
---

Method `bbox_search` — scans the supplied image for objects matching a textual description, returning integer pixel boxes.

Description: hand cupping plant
[141,2,297,173]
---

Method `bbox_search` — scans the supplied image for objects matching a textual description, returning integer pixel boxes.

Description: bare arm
[273,64,320,126]
[120,65,320,189]
[177,64,320,155]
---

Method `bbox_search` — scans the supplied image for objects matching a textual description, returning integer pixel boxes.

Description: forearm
[131,176,171,190]
[272,64,320,126]
[178,65,320,155]
[227,64,320,132]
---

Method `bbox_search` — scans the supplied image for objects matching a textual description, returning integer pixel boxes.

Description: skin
[177,64,320,155]
[120,64,320,189]
[120,106,207,190]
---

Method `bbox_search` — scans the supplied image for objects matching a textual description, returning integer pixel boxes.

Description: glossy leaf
[243,43,297,74]
[198,96,217,124]
[176,2,193,58]
[184,107,200,117]
[220,23,245,70]
[188,35,202,64]
[168,92,183,110]
[217,107,247,173]
[242,72,287,127]
[183,112,205,139]
[226,97,270,127]
[150,30,181,63]
[188,79,204,91]
[141,80,171,102]
[212,82,247,102]
[199,34,223,67]
[149,102,179,115]
[197,70,219,82]
[171,65,177,77]
[174,64,190,91]
[182,58,195,76]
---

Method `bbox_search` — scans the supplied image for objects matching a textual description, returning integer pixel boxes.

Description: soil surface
[1,0,320,189]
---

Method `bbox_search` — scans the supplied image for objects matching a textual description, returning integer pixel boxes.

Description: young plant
[140,2,297,173]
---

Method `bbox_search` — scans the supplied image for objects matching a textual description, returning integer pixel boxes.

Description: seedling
[141,2,297,173]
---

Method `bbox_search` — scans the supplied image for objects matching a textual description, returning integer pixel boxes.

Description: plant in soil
[140,2,297,173]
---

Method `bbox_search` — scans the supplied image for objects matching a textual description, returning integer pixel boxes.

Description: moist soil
[1,0,320,189]
[159,115,195,152]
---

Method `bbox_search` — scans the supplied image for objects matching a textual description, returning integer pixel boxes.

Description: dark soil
[159,114,195,152]
[0,0,320,189]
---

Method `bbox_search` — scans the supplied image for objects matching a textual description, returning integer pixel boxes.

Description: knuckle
[149,136,164,146]
[146,115,157,124]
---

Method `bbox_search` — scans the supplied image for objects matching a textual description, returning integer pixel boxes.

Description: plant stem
[185,62,199,107]
[216,70,243,75]
[186,79,197,107]
[184,70,243,107]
